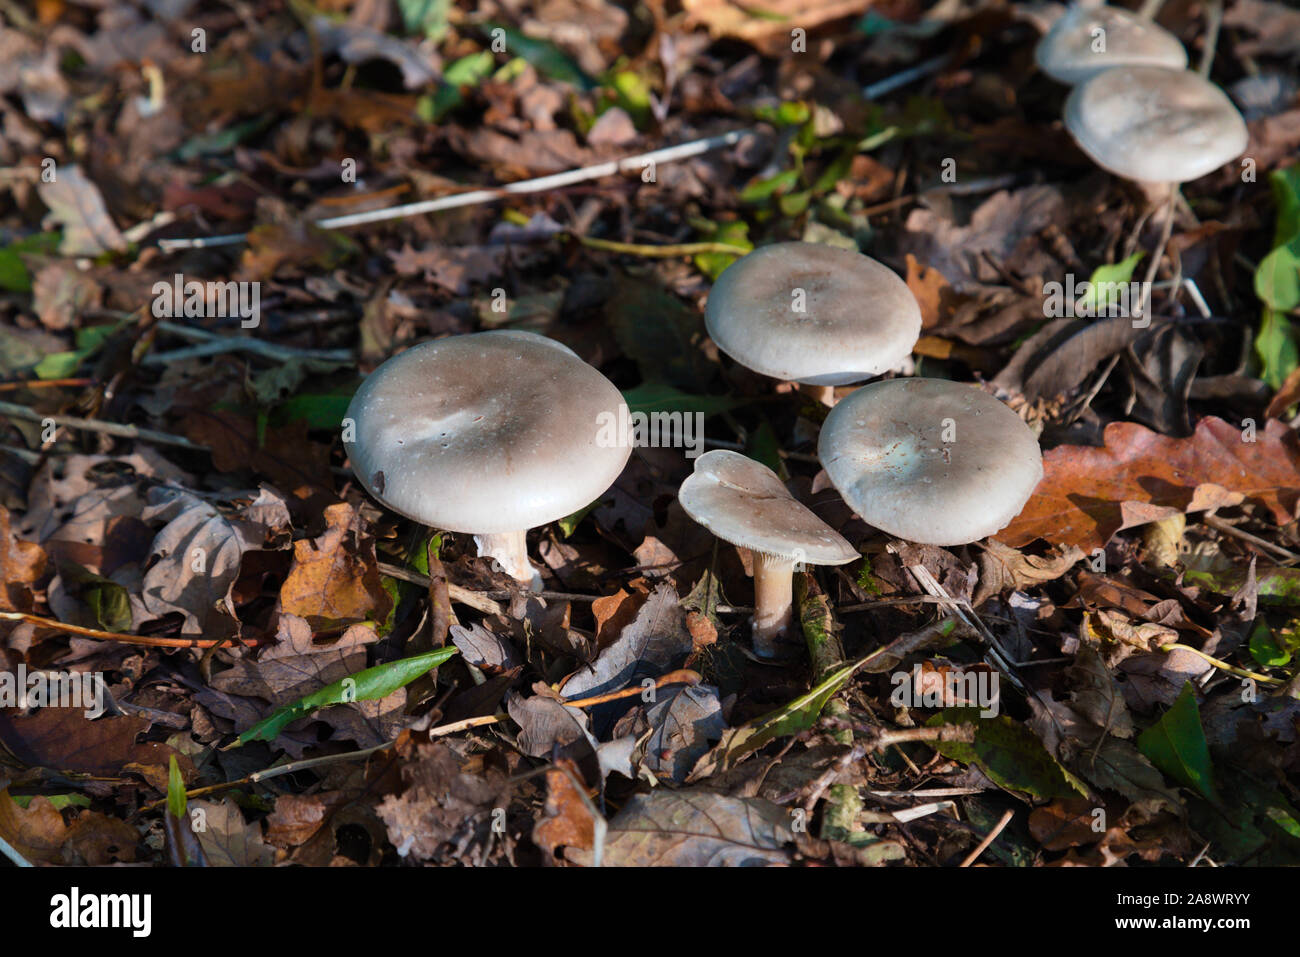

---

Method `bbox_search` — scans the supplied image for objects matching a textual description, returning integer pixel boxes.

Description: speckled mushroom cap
[678,450,858,564]
[1064,66,1248,185]
[817,378,1043,546]
[704,242,922,387]
[344,331,631,534]
[1035,5,1187,85]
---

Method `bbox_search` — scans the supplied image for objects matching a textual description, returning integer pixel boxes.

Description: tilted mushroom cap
[704,242,922,387]
[1035,5,1187,85]
[817,378,1043,546]
[678,450,857,564]
[1064,66,1248,185]
[344,331,631,534]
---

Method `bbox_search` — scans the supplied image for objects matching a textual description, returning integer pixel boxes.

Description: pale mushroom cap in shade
[817,378,1043,546]
[1064,67,1248,185]
[344,331,631,535]
[704,242,922,387]
[678,450,858,564]
[1035,5,1187,86]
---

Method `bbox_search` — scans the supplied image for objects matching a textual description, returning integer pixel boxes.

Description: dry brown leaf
[279,503,391,631]
[37,164,126,256]
[998,417,1300,549]
[683,0,873,50]
[1,506,45,613]
[532,760,595,862]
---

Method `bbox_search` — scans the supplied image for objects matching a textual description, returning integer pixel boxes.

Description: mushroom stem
[799,383,837,407]
[473,530,542,589]
[752,552,797,658]
[1136,0,1165,18]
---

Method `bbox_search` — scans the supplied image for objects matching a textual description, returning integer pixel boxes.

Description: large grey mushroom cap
[344,331,631,534]
[1035,5,1187,85]
[704,242,922,387]
[817,378,1043,546]
[678,450,858,564]
[1064,66,1248,185]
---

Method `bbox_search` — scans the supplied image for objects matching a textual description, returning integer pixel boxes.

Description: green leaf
[33,321,122,380]
[693,220,752,280]
[1137,682,1221,805]
[558,503,596,538]
[10,793,91,810]
[271,392,355,430]
[1256,243,1300,312]
[740,168,799,204]
[0,233,60,292]
[1249,619,1291,667]
[236,647,459,745]
[396,0,450,40]
[1256,307,1298,390]
[1077,252,1144,315]
[927,710,1090,800]
[443,51,495,87]
[621,381,744,417]
[483,24,593,89]
[167,755,186,820]
[745,420,784,477]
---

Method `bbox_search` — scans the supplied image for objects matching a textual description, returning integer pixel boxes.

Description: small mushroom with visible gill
[817,378,1043,546]
[678,450,858,659]
[1063,65,1247,316]
[1035,4,1187,86]
[704,241,922,406]
[344,330,632,589]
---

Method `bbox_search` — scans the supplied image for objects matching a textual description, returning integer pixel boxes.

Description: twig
[836,595,951,614]
[1198,0,1224,77]
[561,669,699,709]
[1164,642,1282,685]
[863,54,951,100]
[0,832,33,868]
[0,611,266,649]
[142,321,352,366]
[157,129,755,250]
[0,401,209,453]
[960,808,1014,867]
[574,235,749,258]
[0,378,92,392]
[1201,514,1300,564]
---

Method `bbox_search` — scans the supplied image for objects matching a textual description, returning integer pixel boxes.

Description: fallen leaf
[998,417,1300,549]
[190,798,274,866]
[571,790,795,866]
[37,164,127,256]
[279,503,392,631]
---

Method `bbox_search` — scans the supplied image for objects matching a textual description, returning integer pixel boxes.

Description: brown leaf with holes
[998,417,1300,549]
[533,759,596,863]
[279,503,391,631]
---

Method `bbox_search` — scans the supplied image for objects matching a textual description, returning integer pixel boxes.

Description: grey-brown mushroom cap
[1035,5,1187,85]
[344,331,632,535]
[678,450,858,564]
[818,379,1043,546]
[1064,66,1248,185]
[704,242,922,387]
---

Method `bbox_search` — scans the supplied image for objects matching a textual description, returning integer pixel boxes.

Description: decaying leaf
[999,417,1300,549]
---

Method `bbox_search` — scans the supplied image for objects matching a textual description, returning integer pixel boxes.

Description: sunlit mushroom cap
[1064,66,1248,185]
[704,242,922,387]
[678,450,858,564]
[344,331,631,534]
[817,379,1043,546]
[1035,5,1187,85]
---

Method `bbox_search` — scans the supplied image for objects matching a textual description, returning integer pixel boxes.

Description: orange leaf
[998,417,1300,549]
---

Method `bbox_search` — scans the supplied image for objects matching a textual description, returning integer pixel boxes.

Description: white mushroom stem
[752,552,797,658]
[799,383,837,407]
[473,531,542,590]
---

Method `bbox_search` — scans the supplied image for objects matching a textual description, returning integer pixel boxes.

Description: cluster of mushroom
[686,243,1044,658]
[1034,1,1247,284]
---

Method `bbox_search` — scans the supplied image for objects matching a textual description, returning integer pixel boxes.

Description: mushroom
[1035,4,1187,86]
[1064,66,1247,188]
[704,241,922,405]
[817,378,1043,546]
[678,450,857,659]
[343,330,632,588]
[1063,65,1247,315]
